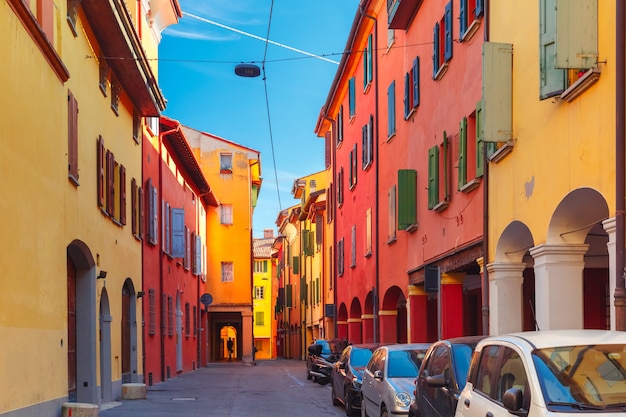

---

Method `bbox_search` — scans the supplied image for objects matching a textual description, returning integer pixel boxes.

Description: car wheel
[332,384,341,406]
[345,389,356,416]
[380,405,388,417]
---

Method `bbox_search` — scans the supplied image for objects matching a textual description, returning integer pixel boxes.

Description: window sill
[404,223,418,233]
[68,175,80,187]
[560,67,601,102]
[365,251,372,258]
[387,236,397,245]
[460,178,481,193]
[489,140,515,163]
[220,169,233,174]
[404,107,417,121]
[461,19,481,43]
[434,62,449,81]
[387,132,396,143]
[432,200,449,212]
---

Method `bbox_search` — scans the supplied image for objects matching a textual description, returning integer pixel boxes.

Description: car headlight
[395,392,411,408]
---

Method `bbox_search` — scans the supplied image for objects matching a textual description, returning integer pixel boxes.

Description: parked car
[409,336,486,417]
[362,343,431,417]
[456,330,626,417]
[331,343,382,416]
[306,338,348,382]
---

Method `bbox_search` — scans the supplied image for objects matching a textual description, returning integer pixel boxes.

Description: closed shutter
[404,73,410,119]
[68,91,79,181]
[460,0,467,35]
[286,284,293,308]
[413,57,420,107]
[428,146,439,209]
[97,137,105,208]
[119,165,126,225]
[292,256,300,274]
[458,118,467,188]
[444,1,453,61]
[475,100,485,177]
[389,81,396,136]
[398,170,417,230]
[171,208,185,258]
[433,23,440,78]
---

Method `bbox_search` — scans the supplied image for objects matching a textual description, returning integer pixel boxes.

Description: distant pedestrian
[252,345,258,365]
[227,337,234,359]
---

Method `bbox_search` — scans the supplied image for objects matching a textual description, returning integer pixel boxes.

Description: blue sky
[159,1,360,237]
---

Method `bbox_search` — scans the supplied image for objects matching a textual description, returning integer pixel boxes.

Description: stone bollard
[121,382,147,400]
[61,402,98,417]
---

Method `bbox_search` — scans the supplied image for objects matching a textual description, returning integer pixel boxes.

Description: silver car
[362,343,431,417]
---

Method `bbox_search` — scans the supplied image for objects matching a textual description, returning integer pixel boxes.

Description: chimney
[263,229,274,239]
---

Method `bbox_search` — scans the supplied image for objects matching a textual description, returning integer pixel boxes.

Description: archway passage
[220,325,237,360]
[67,256,77,402]
[380,286,407,343]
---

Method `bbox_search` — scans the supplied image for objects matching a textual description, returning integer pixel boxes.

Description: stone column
[486,262,526,335]
[347,317,362,344]
[441,272,464,339]
[361,314,375,343]
[530,243,588,330]
[378,310,398,343]
[603,217,618,330]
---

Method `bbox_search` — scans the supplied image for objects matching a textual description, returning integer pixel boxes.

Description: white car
[361,343,431,417]
[456,330,626,417]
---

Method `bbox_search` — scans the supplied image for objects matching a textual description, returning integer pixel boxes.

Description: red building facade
[142,116,218,385]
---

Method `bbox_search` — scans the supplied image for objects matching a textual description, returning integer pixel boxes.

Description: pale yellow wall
[487,2,616,258]
[253,259,273,357]
[1,0,144,411]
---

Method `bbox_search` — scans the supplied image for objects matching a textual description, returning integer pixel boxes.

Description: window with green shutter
[285,284,293,308]
[349,77,356,118]
[458,117,467,188]
[428,146,439,209]
[388,81,396,138]
[292,256,299,274]
[539,0,565,99]
[398,170,417,230]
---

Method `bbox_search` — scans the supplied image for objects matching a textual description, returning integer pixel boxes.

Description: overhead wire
[261,0,282,211]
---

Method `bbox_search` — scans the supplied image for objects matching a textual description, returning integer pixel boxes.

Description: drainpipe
[616,0,626,331]
[359,3,380,343]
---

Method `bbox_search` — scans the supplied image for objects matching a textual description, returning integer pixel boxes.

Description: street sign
[200,293,213,307]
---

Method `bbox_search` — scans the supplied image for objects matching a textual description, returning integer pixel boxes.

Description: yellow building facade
[182,125,261,363]
[253,232,276,359]
[486,0,618,334]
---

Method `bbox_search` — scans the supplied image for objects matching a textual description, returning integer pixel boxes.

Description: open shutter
[413,57,420,108]
[171,208,185,258]
[444,1,453,61]
[398,169,417,230]
[433,23,440,78]
[285,284,293,308]
[119,165,126,225]
[404,73,410,118]
[476,0,484,17]
[68,91,79,181]
[458,118,467,188]
[292,256,300,274]
[389,81,396,136]
[428,146,439,209]
[476,100,485,177]
[555,0,597,69]
[460,0,467,35]
[539,0,565,98]
[97,136,105,208]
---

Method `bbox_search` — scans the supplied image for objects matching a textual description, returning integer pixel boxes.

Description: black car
[331,343,380,416]
[409,336,486,417]
[306,338,347,382]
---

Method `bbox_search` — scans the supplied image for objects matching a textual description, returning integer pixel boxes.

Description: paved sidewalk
[99,359,343,417]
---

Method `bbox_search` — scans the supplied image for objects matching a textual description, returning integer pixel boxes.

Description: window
[398,169,417,230]
[351,225,356,268]
[256,311,265,326]
[362,115,374,169]
[254,260,268,273]
[388,81,396,138]
[110,76,120,115]
[404,57,420,119]
[337,238,345,276]
[146,178,158,245]
[185,303,190,337]
[363,33,373,90]
[221,262,234,282]
[119,165,126,225]
[148,289,156,335]
[337,168,344,207]
[365,208,372,256]
[254,286,266,299]
[67,0,80,36]
[184,227,190,269]
[99,59,108,96]
[292,255,300,274]
[162,201,170,254]
[428,132,450,211]
[388,185,397,242]
[193,233,203,275]
[539,0,598,100]
[167,295,174,336]
[221,204,233,225]
[131,178,143,239]
[459,0,483,40]
[349,144,358,189]
[433,1,453,79]
[474,345,501,397]
[68,90,79,185]
[336,105,344,146]
[220,153,233,172]
[349,77,356,119]
[458,112,480,190]
[170,208,185,258]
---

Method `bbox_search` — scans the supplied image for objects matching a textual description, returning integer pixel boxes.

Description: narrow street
[100,359,344,417]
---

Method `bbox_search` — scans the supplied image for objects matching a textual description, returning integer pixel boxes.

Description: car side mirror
[373,370,384,380]
[503,388,527,416]
[426,374,447,388]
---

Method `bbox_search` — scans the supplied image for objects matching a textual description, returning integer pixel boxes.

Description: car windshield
[317,340,331,355]
[388,349,426,378]
[351,348,374,367]
[452,343,475,390]
[532,343,626,408]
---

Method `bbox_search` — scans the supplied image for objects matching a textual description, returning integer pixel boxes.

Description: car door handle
[464,399,470,407]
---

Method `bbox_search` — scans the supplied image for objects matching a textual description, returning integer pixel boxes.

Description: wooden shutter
[67,91,79,181]
[444,1,453,61]
[476,0,484,17]
[97,137,105,208]
[433,23,440,77]
[292,256,300,274]
[460,0,467,35]
[539,0,565,98]
[483,42,513,142]
[413,57,420,107]
[428,146,439,209]
[476,100,485,177]
[325,131,331,168]
[458,118,467,188]
[138,186,144,238]
[404,73,410,118]
[316,214,323,245]
[349,77,356,117]
[119,165,126,225]
[285,284,293,308]
[388,81,396,137]
[398,170,417,230]
[131,178,137,235]
[171,208,185,258]
[555,0,597,69]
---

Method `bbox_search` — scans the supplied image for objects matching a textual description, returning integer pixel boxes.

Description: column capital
[408,285,427,296]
